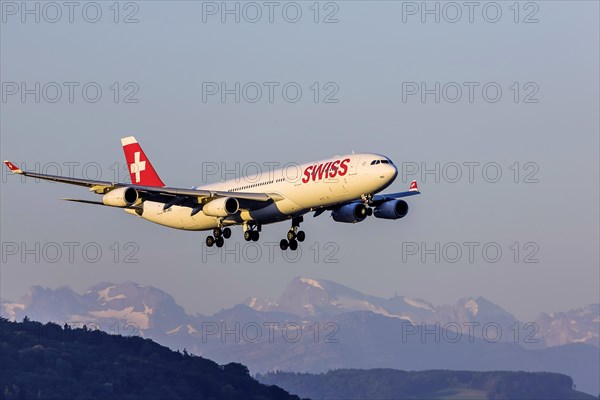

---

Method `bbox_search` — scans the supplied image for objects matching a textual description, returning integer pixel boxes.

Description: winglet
[4,160,23,174]
[409,180,419,192]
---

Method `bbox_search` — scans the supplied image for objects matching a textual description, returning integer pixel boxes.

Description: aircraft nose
[382,163,397,182]
[379,163,397,183]
[390,164,398,180]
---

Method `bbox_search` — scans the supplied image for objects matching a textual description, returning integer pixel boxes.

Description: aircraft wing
[371,180,421,205]
[4,160,275,203]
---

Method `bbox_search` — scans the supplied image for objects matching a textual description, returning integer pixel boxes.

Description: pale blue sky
[1,1,598,321]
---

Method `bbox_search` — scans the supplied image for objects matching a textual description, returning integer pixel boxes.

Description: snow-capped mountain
[243,276,436,323]
[535,304,599,348]
[243,277,520,334]
[431,296,521,341]
[1,282,190,335]
[3,277,597,350]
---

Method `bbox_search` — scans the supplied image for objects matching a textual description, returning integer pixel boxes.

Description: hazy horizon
[2,274,598,323]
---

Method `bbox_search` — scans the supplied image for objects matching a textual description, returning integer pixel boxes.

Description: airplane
[4,137,420,250]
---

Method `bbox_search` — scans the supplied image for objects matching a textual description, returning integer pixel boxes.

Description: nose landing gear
[361,193,374,216]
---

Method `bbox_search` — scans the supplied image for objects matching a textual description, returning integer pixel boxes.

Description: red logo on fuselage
[302,158,351,183]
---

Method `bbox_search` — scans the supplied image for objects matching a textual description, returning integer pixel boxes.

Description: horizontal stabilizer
[62,198,142,210]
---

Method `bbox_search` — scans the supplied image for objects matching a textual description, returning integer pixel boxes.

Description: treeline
[257,368,595,400]
[0,317,302,400]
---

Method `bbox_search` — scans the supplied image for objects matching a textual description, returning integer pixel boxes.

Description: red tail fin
[121,137,165,187]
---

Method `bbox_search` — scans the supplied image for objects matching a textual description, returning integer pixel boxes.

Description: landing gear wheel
[288,239,298,251]
[244,231,252,241]
[366,208,373,216]
[215,237,224,247]
[279,239,289,250]
[287,230,296,241]
[213,228,222,238]
[251,231,260,241]
[296,231,306,242]
[206,236,215,247]
[222,227,231,239]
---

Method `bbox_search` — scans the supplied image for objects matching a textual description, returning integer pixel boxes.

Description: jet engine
[202,197,239,217]
[331,203,368,223]
[102,187,139,207]
[373,199,409,220]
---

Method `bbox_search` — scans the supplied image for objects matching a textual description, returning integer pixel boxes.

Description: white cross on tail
[130,151,146,183]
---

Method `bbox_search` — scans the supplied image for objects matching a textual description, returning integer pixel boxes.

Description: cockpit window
[371,159,390,165]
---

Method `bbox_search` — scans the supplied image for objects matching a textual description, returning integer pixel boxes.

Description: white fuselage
[130,153,398,230]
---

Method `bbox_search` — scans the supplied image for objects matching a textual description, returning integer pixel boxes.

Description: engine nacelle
[331,203,368,223]
[202,197,239,217]
[102,187,138,207]
[374,199,409,220]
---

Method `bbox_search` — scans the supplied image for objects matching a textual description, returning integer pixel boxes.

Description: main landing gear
[205,219,307,251]
[242,221,260,242]
[205,226,231,248]
[280,216,305,251]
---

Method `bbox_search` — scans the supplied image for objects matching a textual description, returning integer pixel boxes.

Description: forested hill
[258,369,597,400]
[0,318,302,400]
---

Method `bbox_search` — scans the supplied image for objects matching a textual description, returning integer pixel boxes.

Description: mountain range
[2,277,598,395]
